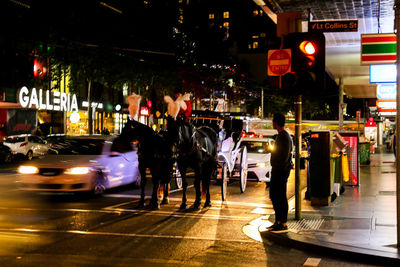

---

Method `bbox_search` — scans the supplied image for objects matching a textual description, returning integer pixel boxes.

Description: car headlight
[256,162,266,168]
[18,166,39,174]
[269,145,275,151]
[64,167,90,175]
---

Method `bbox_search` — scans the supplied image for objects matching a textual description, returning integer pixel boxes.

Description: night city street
[1,0,400,266]
[0,165,376,266]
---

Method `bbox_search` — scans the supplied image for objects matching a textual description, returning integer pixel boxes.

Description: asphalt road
[0,163,381,266]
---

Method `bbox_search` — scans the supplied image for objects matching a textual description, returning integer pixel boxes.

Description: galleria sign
[18,86,79,112]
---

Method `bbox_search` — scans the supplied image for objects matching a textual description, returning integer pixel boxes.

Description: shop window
[223,22,229,28]
[253,10,259,16]
[223,11,229,19]
[252,42,259,49]
[260,33,266,38]
[252,35,259,39]
[209,13,214,19]
[248,44,252,49]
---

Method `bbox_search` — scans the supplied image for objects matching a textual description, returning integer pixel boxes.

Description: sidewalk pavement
[259,147,400,265]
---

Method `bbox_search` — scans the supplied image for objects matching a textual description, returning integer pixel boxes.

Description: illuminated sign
[140,106,149,116]
[309,20,358,32]
[376,83,396,99]
[18,86,78,112]
[376,100,396,112]
[370,65,396,83]
[70,112,80,123]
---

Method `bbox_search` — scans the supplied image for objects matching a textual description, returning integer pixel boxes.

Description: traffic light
[282,32,325,93]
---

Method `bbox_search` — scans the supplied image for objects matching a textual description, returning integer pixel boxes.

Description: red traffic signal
[299,41,316,56]
[283,32,325,91]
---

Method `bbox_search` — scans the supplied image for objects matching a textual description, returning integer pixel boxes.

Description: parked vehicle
[4,134,49,160]
[0,143,13,163]
[17,135,140,194]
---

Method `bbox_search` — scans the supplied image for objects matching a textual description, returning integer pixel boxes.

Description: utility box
[309,131,333,206]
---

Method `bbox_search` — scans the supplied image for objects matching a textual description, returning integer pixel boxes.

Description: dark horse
[166,116,218,210]
[120,119,174,209]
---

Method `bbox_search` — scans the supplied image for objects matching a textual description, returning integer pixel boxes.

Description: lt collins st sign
[309,20,358,32]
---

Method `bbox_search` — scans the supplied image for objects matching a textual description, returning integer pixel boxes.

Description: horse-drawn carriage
[189,110,248,201]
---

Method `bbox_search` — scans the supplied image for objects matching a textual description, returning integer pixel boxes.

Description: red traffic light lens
[299,41,316,55]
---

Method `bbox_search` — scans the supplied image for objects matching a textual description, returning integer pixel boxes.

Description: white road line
[0,228,255,243]
[0,206,254,221]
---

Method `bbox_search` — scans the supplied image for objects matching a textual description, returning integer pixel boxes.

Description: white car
[17,135,140,194]
[4,134,49,160]
[240,137,275,183]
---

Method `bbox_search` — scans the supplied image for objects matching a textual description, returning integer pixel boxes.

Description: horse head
[166,116,194,153]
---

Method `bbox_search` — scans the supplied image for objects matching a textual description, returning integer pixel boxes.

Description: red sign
[268,49,291,76]
[140,107,149,116]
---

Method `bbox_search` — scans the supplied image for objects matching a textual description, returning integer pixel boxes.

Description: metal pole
[395,0,400,247]
[295,94,302,220]
[261,88,264,118]
[339,77,344,131]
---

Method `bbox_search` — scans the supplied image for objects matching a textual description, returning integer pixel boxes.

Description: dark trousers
[270,168,290,223]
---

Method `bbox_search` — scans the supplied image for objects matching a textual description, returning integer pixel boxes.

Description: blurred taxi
[240,134,275,183]
[17,135,139,194]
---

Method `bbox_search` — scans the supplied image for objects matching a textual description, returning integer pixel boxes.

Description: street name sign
[309,20,358,32]
[267,49,291,76]
[361,33,396,65]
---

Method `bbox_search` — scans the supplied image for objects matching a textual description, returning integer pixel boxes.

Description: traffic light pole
[394,0,400,247]
[295,94,302,220]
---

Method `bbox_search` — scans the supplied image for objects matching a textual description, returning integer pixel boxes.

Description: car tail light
[248,133,255,138]
[20,142,28,147]
[241,132,246,138]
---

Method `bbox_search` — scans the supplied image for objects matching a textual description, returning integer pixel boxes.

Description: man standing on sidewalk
[268,113,293,233]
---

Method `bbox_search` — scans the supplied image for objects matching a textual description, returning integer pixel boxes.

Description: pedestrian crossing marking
[303,257,321,266]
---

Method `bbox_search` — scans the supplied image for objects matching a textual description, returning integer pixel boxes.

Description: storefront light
[70,112,80,123]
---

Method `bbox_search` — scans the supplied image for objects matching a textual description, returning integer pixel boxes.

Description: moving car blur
[0,142,13,163]
[17,135,140,194]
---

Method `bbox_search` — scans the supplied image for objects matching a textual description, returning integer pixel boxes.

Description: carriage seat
[220,136,235,153]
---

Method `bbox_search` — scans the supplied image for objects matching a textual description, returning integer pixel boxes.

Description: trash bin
[309,131,334,206]
[359,142,370,165]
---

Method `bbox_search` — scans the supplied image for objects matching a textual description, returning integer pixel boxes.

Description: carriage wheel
[221,163,228,201]
[239,146,248,193]
[173,162,183,189]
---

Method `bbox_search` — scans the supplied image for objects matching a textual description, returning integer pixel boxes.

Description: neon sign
[18,86,78,112]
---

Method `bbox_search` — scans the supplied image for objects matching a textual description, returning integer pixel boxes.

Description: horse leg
[161,183,170,204]
[179,164,188,210]
[193,167,202,210]
[203,162,213,208]
[138,164,147,208]
[149,172,160,210]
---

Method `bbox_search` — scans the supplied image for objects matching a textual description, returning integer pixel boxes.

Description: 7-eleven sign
[361,33,396,65]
